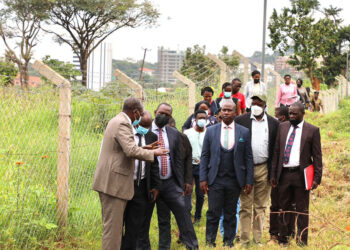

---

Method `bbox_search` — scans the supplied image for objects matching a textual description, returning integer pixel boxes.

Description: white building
[73,42,113,91]
[157,47,185,84]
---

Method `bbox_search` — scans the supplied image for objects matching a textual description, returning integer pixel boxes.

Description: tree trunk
[23,63,29,89]
[79,51,88,87]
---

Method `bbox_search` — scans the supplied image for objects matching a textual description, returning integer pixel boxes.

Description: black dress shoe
[223,241,234,248]
[205,242,216,248]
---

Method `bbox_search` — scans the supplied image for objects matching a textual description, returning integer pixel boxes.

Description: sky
[1,0,350,63]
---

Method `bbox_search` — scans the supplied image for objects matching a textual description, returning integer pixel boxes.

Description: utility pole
[139,48,150,101]
[347,49,349,96]
[261,0,267,80]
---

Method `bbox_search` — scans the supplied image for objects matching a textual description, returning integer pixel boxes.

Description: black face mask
[254,78,260,83]
[290,119,301,127]
[297,84,302,87]
[155,114,170,128]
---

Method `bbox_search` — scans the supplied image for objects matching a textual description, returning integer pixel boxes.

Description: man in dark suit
[200,101,254,247]
[137,103,198,250]
[270,102,323,246]
[122,111,161,250]
[235,94,279,245]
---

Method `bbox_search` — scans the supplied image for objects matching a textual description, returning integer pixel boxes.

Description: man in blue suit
[200,101,254,247]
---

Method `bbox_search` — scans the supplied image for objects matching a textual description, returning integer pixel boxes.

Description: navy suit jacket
[199,123,254,188]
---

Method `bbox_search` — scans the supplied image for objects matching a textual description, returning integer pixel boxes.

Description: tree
[45,0,159,87]
[180,45,218,83]
[42,55,81,82]
[0,0,50,88]
[0,58,18,86]
[268,0,333,89]
[218,46,239,70]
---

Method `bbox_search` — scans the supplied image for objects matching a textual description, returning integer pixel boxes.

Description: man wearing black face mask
[270,102,323,246]
[234,94,279,245]
[137,103,198,250]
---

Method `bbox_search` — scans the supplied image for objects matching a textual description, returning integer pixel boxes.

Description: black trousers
[137,177,198,250]
[278,169,310,245]
[184,165,204,220]
[122,180,148,250]
[206,176,241,245]
[270,186,296,237]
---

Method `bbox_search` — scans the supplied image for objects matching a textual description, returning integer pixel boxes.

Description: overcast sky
[1,0,350,63]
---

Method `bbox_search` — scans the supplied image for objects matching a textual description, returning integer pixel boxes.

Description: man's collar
[222,120,235,128]
[250,112,267,121]
[122,112,132,125]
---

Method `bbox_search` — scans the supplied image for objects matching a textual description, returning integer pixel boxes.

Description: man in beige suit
[93,98,167,250]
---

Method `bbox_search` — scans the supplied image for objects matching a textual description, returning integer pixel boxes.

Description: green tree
[218,46,239,69]
[180,45,218,83]
[0,0,51,88]
[45,0,159,87]
[268,0,340,89]
[0,59,18,86]
[42,55,81,82]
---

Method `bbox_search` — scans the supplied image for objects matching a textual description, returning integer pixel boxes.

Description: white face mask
[251,105,264,116]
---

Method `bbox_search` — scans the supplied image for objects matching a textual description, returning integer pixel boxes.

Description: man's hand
[311,181,319,190]
[244,184,252,195]
[143,141,160,150]
[149,189,159,203]
[154,148,169,156]
[270,178,277,188]
[183,184,192,196]
[200,181,209,195]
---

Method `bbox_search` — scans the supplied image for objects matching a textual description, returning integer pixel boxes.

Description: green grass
[1,86,350,249]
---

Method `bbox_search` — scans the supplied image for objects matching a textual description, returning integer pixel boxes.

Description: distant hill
[112,59,157,82]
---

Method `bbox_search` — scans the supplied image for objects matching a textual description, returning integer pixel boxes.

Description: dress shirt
[184,128,206,165]
[221,121,235,150]
[251,113,269,164]
[275,83,298,107]
[133,130,146,180]
[151,121,172,179]
[244,81,267,108]
[283,120,304,167]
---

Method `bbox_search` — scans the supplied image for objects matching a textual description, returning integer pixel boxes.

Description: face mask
[132,111,141,126]
[136,125,149,135]
[290,119,301,127]
[155,114,170,128]
[251,105,264,116]
[297,83,302,87]
[224,92,231,98]
[254,79,260,83]
[197,119,206,128]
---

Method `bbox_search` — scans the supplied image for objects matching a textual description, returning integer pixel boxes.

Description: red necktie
[283,126,298,164]
[158,129,168,176]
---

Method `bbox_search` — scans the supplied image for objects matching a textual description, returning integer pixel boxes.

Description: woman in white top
[244,70,267,112]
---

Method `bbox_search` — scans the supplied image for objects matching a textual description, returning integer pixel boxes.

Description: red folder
[304,165,314,190]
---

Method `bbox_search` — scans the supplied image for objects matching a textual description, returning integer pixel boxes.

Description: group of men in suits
[93,91,323,249]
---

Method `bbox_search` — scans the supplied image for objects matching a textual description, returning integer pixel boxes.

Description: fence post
[173,71,196,115]
[207,53,227,89]
[114,68,143,100]
[33,60,71,229]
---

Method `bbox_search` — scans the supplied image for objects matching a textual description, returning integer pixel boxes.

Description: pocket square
[239,138,244,142]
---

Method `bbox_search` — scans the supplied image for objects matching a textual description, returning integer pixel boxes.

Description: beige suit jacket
[93,112,155,200]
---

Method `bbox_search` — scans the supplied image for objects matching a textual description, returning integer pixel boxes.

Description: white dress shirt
[133,129,146,180]
[244,81,267,108]
[221,121,235,150]
[184,127,206,165]
[283,120,304,167]
[251,113,269,164]
[151,121,172,179]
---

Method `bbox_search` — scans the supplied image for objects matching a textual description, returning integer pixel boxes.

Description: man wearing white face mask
[235,94,279,246]
[184,110,208,223]
[182,100,218,131]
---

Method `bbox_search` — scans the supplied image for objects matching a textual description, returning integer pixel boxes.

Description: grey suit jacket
[92,112,155,200]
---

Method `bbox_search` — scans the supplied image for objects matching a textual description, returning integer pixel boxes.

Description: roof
[138,67,154,72]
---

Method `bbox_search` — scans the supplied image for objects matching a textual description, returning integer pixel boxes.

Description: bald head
[221,101,236,125]
[140,110,152,129]
[122,98,143,113]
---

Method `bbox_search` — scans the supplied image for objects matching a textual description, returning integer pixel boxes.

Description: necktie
[136,133,142,186]
[283,126,298,164]
[224,126,229,149]
[158,129,168,176]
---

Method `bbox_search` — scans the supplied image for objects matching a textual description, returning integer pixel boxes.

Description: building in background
[13,74,41,87]
[274,56,300,76]
[73,42,113,91]
[157,47,185,84]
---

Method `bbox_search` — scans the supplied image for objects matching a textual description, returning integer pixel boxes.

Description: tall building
[157,47,185,83]
[73,42,113,91]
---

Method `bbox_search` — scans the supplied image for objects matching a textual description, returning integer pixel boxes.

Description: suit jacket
[92,112,154,200]
[163,125,186,188]
[145,131,161,192]
[199,123,254,188]
[179,133,193,185]
[235,112,279,180]
[271,121,323,184]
